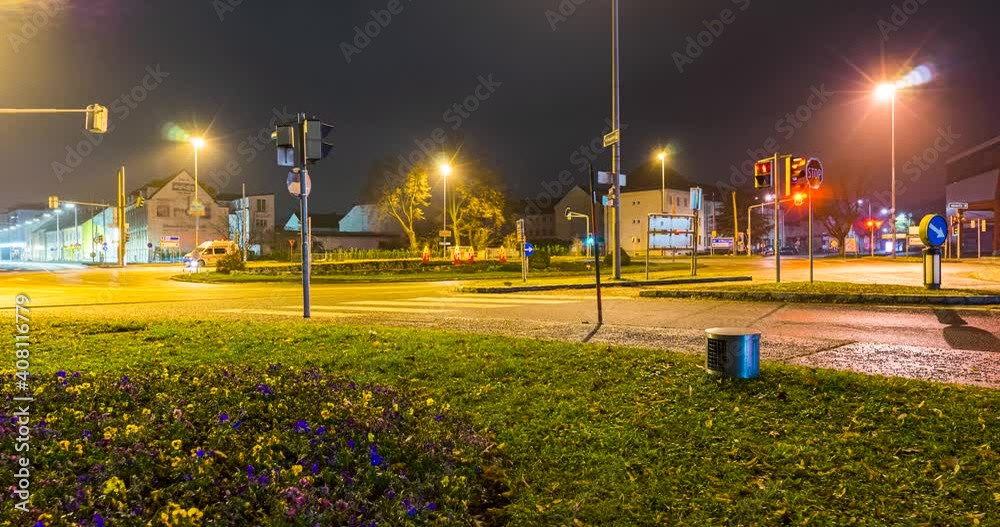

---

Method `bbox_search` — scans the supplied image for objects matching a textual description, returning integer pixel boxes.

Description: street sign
[189,200,206,217]
[523,242,535,257]
[597,171,627,187]
[161,236,180,243]
[287,170,312,197]
[515,219,525,243]
[805,158,824,188]
[845,237,858,254]
[602,129,620,148]
[289,239,296,248]
[919,214,948,248]
[711,238,735,249]
[439,230,452,238]
[948,202,969,210]
[648,214,695,250]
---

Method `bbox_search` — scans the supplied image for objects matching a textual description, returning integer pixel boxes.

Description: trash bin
[705,327,761,379]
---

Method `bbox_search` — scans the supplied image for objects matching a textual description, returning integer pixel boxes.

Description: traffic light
[135,197,145,208]
[754,160,773,189]
[85,104,109,134]
[786,157,808,196]
[48,196,59,209]
[273,124,296,167]
[304,119,335,163]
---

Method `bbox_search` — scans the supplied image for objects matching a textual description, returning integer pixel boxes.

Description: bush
[216,250,246,275]
[603,249,631,267]
[529,251,552,270]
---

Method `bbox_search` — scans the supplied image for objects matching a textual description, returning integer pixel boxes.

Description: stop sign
[806,158,824,189]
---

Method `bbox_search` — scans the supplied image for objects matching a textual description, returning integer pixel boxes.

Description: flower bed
[1,365,508,526]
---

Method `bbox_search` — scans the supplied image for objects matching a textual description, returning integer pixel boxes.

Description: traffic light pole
[773,153,781,283]
[297,114,312,319]
[117,166,127,268]
[610,0,622,281]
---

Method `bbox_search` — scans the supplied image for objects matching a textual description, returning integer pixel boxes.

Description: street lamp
[439,162,453,257]
[565,208,592,257]
[657,151,668,213]
[190,137,205,249]
[875,82,898,258]
[65,203,78,261]
[54,209,63,261]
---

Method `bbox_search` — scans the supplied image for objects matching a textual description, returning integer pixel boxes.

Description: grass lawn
[4,318,999,525]
[684,281,998,297]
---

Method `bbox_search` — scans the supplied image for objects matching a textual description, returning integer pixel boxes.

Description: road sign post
[919,214,948,290]
[588,162,603,326]
[805,158,824,283]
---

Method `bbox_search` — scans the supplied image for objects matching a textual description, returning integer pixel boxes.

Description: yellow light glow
[657,152,667,161]
[439,163,452,177]
[190,137,206,149]
[874,83,897,101]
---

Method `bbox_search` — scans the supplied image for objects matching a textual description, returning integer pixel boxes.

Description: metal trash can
[705,327,761,379]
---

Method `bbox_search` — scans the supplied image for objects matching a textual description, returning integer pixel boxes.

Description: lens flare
[161,122,192,143]
[895,63,936,90]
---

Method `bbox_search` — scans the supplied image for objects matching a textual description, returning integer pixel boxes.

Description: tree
[447,165,505,248]
[378,165,431,250]
[461,187,507,249]
[818,197,862,257]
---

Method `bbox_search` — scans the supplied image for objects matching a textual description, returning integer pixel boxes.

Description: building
[125,170,230,263]
[520,199,557,240]
[618,187,718,254]
[220,193,276,256]
[945,135,999,255]
[338,204,402,235]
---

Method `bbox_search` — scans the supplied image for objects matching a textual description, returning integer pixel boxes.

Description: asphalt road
[2,260,999,387]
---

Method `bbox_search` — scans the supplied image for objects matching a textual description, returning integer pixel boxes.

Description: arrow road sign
[524,242,535,257]
[919,214,948,248]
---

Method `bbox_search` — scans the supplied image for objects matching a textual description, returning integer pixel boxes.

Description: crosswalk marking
[312,305,456,314]
[343,300,523,309]
[216,309,359,318]
[214,294,582,319]
[409,296,575,305]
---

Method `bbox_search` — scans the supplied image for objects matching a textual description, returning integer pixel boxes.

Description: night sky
[1,0,998,219]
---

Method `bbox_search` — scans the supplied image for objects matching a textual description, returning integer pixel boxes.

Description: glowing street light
[875,82,899,257]
[656,151,669,213]
[190,137,206,248]
[439,161,453,257]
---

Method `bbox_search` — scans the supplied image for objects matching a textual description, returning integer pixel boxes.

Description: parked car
[779,246,800,256]
[184,241,238,268]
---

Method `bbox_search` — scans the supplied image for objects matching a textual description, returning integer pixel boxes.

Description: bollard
[705,327,761,379]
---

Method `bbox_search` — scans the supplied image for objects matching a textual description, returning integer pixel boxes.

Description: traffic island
[640,281,1000,306]
[18,317,1000,526]
[458,275,753,294]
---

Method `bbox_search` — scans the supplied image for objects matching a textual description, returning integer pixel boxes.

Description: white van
[184,241,238,268]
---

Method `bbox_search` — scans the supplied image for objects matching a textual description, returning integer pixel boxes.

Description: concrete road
[1,262,999,387]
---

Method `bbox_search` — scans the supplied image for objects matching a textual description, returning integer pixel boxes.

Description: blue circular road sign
[919,214,948,248]
[524,242,535,257]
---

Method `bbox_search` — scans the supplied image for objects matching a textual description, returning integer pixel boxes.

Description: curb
[458,276,753,294]
[638,289,1000,306]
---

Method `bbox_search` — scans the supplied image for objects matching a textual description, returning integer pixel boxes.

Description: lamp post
[439,162,452,258]
[565,209,592,257]
[190,137,205,250]
[657,152,667,213]
[875,83,898,258]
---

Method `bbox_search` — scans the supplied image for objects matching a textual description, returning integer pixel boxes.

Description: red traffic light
[754,161,772,176]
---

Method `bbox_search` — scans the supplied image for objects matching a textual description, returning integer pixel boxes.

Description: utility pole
[242,183,249,263]
[732,191,739,256]
[610,0,622,280]
[773,153,781,283]
[117,166,126,267]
